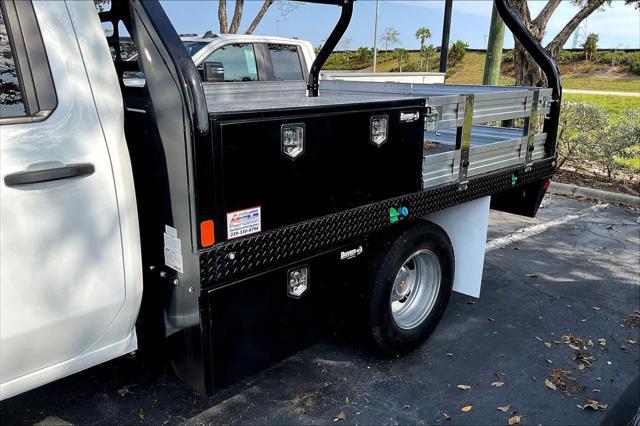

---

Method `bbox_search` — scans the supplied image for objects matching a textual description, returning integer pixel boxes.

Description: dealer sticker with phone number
[226,206,261,239]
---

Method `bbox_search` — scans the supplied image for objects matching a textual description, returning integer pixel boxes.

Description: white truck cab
[0,0,142,400]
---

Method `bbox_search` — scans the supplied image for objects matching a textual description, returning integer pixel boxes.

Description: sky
[160,0,640,50]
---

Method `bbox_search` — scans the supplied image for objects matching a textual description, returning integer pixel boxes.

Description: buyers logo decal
[340,246,363,260]
[400,111,420,123]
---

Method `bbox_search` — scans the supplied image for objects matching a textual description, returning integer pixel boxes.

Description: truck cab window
[204,44,258,82]
[268,44,303,81]
[0,6,26,118]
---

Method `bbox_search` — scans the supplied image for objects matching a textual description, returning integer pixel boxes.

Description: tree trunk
[545,0,606,57]
[509,0,545,86]
[218,0,229,33]
[245,0,274,35]
[509,0,609,86]
[228,0,244,34]
[514,41,546,86]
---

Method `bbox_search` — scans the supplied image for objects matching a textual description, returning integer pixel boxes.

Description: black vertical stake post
[439,0,453,73]
[306,0,354,97]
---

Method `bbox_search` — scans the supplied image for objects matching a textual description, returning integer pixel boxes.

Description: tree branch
[245,0,274,35]
[508,0,532,25]
[228,0,244,34]
[218,0,229,33]
[545,0,606,56]
[533,0,561,30]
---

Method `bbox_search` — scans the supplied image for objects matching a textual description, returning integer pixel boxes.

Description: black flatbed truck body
[102,0,562,396]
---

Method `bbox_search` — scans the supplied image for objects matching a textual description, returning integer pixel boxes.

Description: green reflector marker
[389,207,399,223]
[511,174,518,186]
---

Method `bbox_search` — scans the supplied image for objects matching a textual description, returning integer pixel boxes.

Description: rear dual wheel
[367,221,454,356]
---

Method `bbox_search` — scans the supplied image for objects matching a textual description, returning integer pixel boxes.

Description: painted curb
[549,182,640,207]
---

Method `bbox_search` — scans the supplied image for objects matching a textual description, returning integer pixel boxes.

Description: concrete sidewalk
[1,195,638,425]
[564,89,640,97]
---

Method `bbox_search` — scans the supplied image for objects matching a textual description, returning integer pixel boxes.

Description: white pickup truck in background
[124,34,316,86]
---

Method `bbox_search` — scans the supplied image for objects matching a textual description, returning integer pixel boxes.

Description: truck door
[0,1,128,394]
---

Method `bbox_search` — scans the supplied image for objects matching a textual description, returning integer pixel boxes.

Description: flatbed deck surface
[205,91,419,114]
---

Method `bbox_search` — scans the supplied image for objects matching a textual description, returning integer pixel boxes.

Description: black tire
[366,221,454,356]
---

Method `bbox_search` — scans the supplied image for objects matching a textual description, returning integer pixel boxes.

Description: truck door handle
[4,163,95,187]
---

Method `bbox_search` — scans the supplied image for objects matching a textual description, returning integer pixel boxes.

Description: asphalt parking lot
[1,194,638,426]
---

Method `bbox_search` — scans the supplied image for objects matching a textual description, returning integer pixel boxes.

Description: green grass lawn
[563,93,640,118]
[562,75,640,93]
[444,52,516,85]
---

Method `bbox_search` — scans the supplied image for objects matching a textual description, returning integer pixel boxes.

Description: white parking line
[486,204,610,252]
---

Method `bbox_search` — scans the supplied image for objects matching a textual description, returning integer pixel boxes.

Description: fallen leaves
[561,334,589,351]
[497,405,511,412]
[575,351,594,369]
[461,405,473,412]
[333,410,346,422]
[491,381,505,388]
[117,386,130,397]
[138,408,145,420]
[290,392,315,415]
[544,379,557,391]
[598,338,607,347]
[621,311,640,328]
[508,415,522,425]
[457,384,471,390]
[627,338,639,345]
[577,399,608,411]
[547,369,586,396]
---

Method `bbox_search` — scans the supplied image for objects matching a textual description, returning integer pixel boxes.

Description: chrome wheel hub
[390,249,442,330]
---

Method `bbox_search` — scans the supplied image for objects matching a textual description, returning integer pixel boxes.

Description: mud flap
[422,196,490,299]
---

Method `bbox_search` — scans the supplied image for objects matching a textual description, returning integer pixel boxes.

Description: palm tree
[380,27,400,53]
[393,48,408,72]
[415,27,432,71]
[423,44,437,71]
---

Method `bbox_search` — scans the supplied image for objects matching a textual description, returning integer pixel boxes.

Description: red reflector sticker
[200,220,215,247]
[543,181,550,190]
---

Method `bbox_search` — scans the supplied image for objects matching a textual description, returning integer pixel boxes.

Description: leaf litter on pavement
[577,399,608,411]
[621,311,640,327]
[545,369,586,396]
